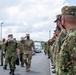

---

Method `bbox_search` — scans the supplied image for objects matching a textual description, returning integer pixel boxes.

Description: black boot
[21,63,24,67]
[3,65,7,70]
[9,69,12,74]
[52,70,56,73]
[0,63,3,66]
[12,69,15,75]
[48,56,50,59]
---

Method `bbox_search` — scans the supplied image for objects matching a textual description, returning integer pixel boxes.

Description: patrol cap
[61,6,76,16]
[26,34,30,36]
[8,34,13,37]
[54,14,62,22]
[21,37,24,40]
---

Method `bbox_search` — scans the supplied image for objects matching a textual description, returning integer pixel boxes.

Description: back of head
[61,6,76,24]
[62,6,76,16]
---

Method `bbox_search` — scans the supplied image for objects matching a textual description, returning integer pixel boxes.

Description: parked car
[34,42,42,53]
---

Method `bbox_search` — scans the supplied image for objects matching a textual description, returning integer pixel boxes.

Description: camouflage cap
[61,6,76,16]
[8,34,13,37]
[26,34,30,36]
[54,14,62,22]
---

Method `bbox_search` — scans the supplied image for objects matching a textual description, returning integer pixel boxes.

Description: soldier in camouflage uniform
[18,37,24,67]
[44,42,47,55]
[49,36,55,63]
[59,6,76,75]
[47,40,51,59]
[51,27,61,73]
[3,38,9,70]
[0,38,6,66]
[52,28,61,64]
[54,14,67,75]
[4,34,17,75]
[22,34,35,72]
[50,36,56,65]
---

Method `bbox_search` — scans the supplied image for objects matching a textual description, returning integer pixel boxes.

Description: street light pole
[49,30,51,39]
[0,22,4,66]
[1,22,3,40]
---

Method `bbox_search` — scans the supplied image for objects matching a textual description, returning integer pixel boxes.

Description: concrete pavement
[0,51,51,75]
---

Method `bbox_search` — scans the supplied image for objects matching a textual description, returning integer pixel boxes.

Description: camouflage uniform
[0,43,4,66]
[54,13,67,75]
[18,41,24,67]
[47,41,51,58]
[44,42,47,55]
[5,35,17,75]
[3,44,8,69]
[52,29,60,65]
[55,29,66,75]
[0,38,6,66]
[52,40,57,65]
[59,26,76,75]
[59,6,76,75]
[49,39,55,63]
[23,34,35,71]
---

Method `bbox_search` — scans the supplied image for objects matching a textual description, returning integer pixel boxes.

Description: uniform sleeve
[60,33,76,72]
[57,30,66,52]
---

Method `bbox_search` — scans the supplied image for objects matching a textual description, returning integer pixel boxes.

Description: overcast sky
[0,0,75,41]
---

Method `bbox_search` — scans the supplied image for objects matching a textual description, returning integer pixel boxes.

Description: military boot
[26,64,30,72]
[52,70,56,73]
[0,63,3,66]
[48,56,50,59]
[21,63,24,67]
[9,69,12,74]
[12,69,15,75]
[3,65,7,70]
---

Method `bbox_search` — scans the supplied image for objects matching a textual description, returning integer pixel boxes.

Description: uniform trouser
[48,49,51,58]
[8,56,16,70]
[44,49,47,55]
[23,53,32,69]
[4,53,8,65]
[20,53,24,65]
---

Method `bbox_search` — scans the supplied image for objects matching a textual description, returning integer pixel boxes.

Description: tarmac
[0,51,56,75]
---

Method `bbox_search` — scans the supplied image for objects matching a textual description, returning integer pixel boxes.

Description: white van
[34,42,42,53]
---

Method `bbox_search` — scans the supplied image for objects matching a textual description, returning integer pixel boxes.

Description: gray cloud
[0,0,69,41]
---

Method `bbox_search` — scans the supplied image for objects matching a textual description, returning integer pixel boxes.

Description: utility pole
[1,22,3,40]
[0,22,3,66]
[49,30,51,39]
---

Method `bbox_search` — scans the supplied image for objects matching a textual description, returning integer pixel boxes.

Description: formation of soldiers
[44,5,76,75]
[0,34,35,75]
[0,5,76,75]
